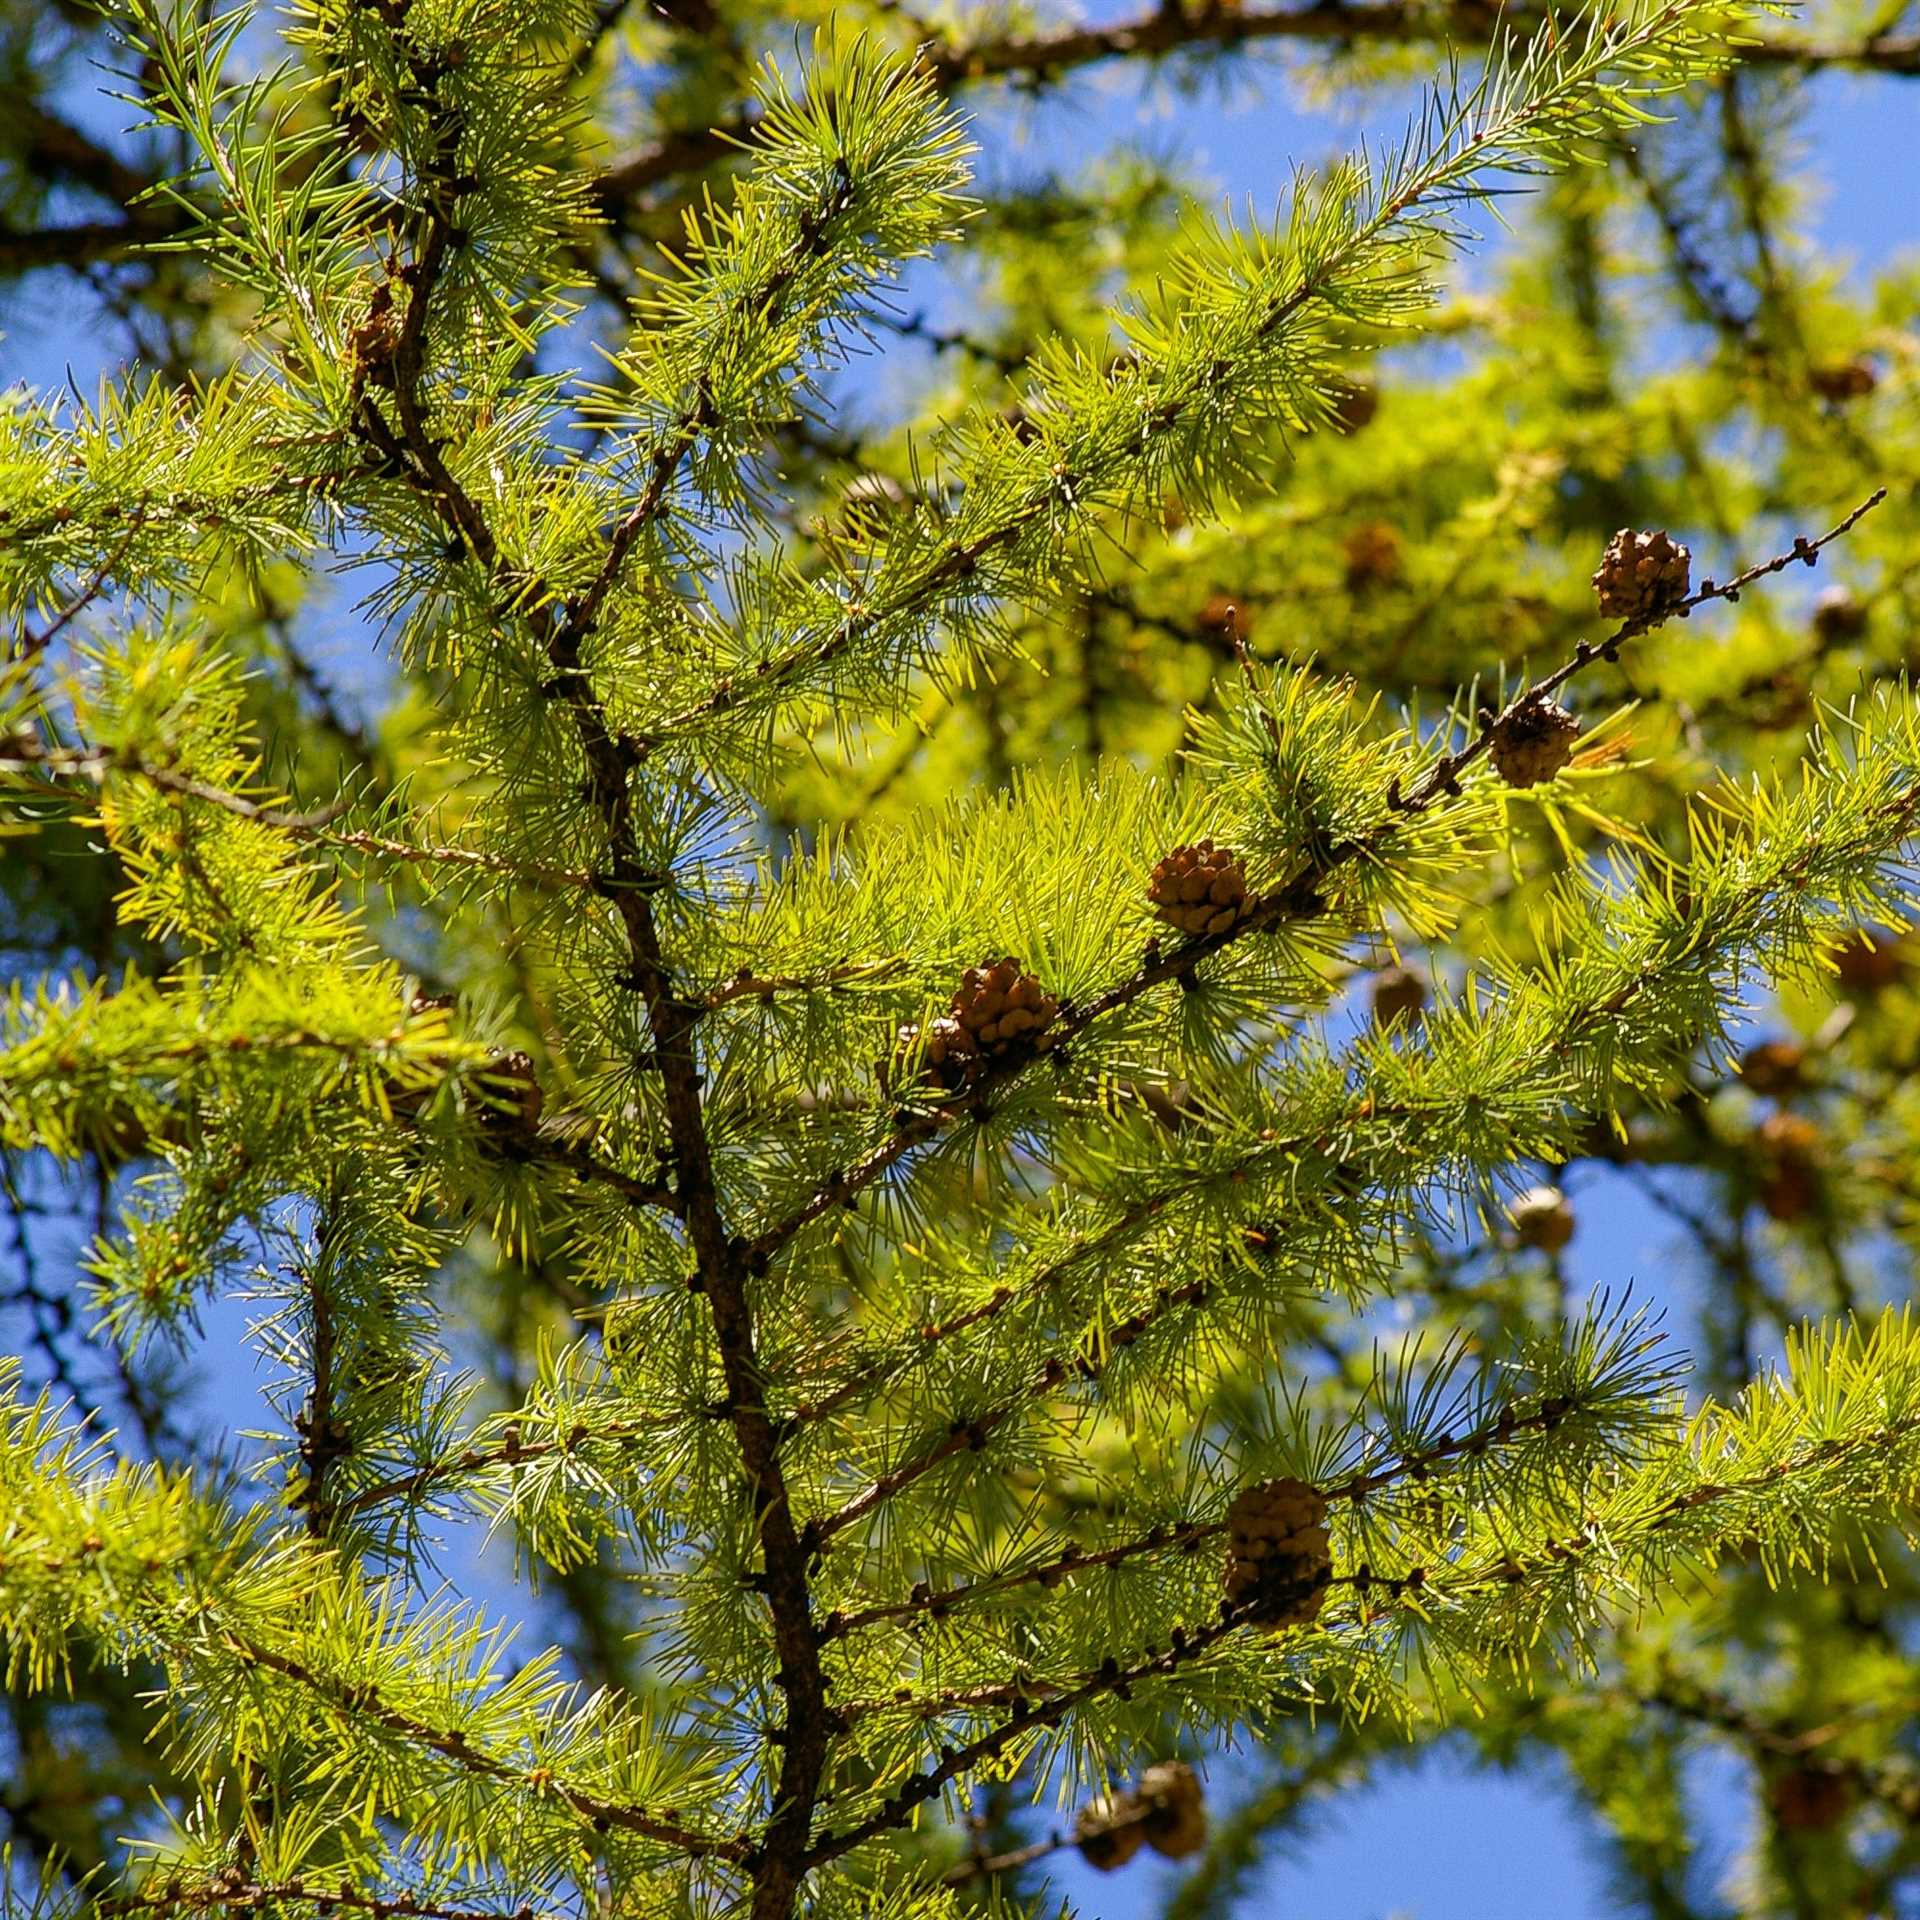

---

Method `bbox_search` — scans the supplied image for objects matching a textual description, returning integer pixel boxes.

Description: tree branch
[744,491,1887,1264]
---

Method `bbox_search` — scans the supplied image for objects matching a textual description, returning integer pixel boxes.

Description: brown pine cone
[349,282,403,388]
[1223,1477,1332,1630]
[1808,360,1876,402]
[1370,965,1427,1028]
[1149,840,1250,938]
[1073,1792,1146,1871]
[1490,698,1580,789]
[1831,928,1909,994]
[1343,520,1402,592]
[1755,1110,1821,1223]
[1812,585,1868,643]
[882,1017,975,1097]
[390,993,458,1123]
[1509,1184,1575,1253]
[950,957,1060,1055]
[476,1050,543,1136]
[1138,1761,1208,1859]
[1329,381,1379,434]
[1198,593,1252,645]
[1737,1039,1805,1097]
[1592,528,1692,623]
[1767,1764,1854,1832]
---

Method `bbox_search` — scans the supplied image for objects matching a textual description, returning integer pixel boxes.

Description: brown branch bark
[343,72,855,1920]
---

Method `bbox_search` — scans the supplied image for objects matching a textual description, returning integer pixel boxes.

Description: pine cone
[949,957,1060,1056]
[1831,928,1909,994]
[1767,1764,1854,1832]
[1490,698,1580,789]
[348,283,403,388]
[1329,381,1379,434]
[1149,841,1250,938]
[1755,1111,1821,1222]
[1808,360,1876,402]
[1198,594,1252,646]
[1223,1477,1332,1630]
[476,1050,543,1136]
[883,1017,975,1096]
[1509,1185,1574,1253]
[1737,1039,1805,1098]
[1073,1792,1146,1871]
[1343,520,1402,592]
[1137,1761,1208,1859]
[1812,585,1868,643]
[1592,528,1692,623]
[391,992,457,1123]
[1370,965,1427,1028]
[601,1300,645,1371]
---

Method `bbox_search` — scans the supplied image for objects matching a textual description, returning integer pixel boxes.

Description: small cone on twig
[1808,360,1876,403]
[950,957,1060,1056]
[1223,1477,1333,1629]
[1767,1764,1854,1832]
[1198,593,1252,646]
[1831,928,1909,994]
[1073,1792,1146,1871]
[1138,1762,1208,1859]
[1370,964,1427,1029]
[1491,697,1581,789]
[477,1050,543,1136]
[390,992,457,1122]
[1149,841,1250,938]
[1509,1185,1575,1253]
[348,282,402,388]
[883,962,1061,1097]
[1813,585,1868,643]
[1755,1110,1822,1223]
[1329,381,1379,433]
[1737,1039,1806,1098]
[883,1018,974,1097]
[1593,528,1692,623]
[1343,520,1402,592]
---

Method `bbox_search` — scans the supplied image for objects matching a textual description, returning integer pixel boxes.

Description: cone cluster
[1592,528,1692,623]
[1491,697,1580,790]
[1073,1761,1209,1871]
[349,282,403,388]
[1150,841,1250,938]
[1222,1476,1333,1629]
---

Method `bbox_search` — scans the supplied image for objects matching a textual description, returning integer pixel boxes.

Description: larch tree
[1,0,1918,1916]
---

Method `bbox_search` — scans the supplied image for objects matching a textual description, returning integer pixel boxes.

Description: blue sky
[4,12,1918,1918]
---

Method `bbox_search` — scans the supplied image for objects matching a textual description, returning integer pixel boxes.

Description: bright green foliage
[2,0,1919,1915]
